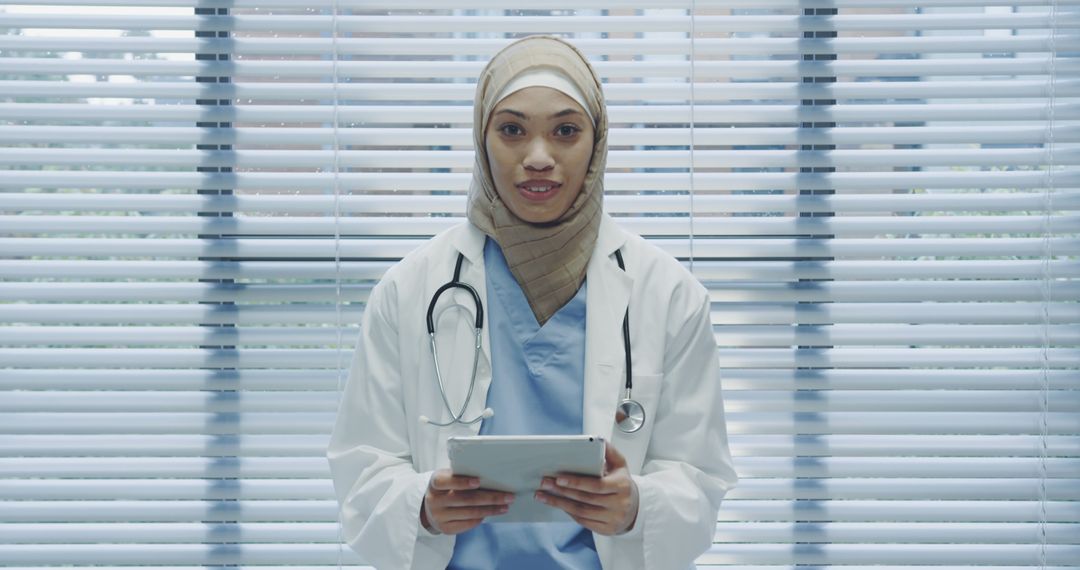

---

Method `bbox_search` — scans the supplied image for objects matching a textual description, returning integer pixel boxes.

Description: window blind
[1,1,1077,569]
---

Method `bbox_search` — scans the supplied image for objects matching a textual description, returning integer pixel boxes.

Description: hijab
[466,35,608,325]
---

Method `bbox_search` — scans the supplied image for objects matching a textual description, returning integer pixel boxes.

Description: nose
[522,137,555,171]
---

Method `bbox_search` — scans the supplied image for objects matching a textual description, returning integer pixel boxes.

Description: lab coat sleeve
[610,291,738,569]
[326,277,454,570]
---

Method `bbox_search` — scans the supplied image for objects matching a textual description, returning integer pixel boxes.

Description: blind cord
[1038,2,1057,570]
[330,2,345,570]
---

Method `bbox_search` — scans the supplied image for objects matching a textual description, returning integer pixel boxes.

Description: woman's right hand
[421,469,515,535]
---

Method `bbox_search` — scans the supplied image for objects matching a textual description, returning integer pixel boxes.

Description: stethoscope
[419,249,646,434]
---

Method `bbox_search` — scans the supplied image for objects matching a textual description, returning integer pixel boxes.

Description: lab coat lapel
[582,216,631,442]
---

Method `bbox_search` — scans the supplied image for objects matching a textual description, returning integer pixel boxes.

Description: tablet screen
[447,435,605,523]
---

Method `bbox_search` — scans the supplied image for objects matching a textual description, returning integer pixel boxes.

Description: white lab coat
[327,214,738,570]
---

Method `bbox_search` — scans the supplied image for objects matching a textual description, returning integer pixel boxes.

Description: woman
[327,35,737,570]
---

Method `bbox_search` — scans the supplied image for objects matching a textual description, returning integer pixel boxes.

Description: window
[2,1,1077,567]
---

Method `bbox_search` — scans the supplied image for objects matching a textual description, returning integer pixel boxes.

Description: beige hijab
[466,35,608,325]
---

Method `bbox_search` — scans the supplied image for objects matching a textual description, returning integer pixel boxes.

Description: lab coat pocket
[610,373,661,473]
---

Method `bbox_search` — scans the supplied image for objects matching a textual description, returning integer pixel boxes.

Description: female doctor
[327,35,737,570]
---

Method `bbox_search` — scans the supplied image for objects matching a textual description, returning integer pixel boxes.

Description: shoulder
[613,222,708,310]
[371,222,473,312]
[380,222,469,284]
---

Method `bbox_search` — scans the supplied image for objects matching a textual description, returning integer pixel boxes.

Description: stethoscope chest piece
[615,393,645,434]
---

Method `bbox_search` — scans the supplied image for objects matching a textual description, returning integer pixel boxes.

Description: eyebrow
[494,108,584,120]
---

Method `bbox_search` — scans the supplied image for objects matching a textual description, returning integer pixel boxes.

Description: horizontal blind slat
[0,543,363,565]
[5,169,1074,191]
[2,499,1079,525]
[8,0,1080,9]
[699,544,1080,566]
[4,411,1079,435]
[1,304,363,325]
[3,368,1076,391]
[6,79,1078,101]
[0,520,1062,544]
[6,148,1079,170]
[6,302,1077,325]
[6,214,1078,237]
[5,280,1077,303]
[3,34,1076,57]
[3,348,1078,368]
[4,260,1078,281]
[4,56,1078,79]
[2,324,1076,348]
[3,125,1079,147]
[3,102,1079,124]
[4,237,1078,260]
[5,13,1072,32]
[3,478,1078,502]
[7,192,1080,215]
[3,434,1077,458]
[4,389,1078,413]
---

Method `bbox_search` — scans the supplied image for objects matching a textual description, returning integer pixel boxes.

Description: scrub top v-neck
[446,237,600,570]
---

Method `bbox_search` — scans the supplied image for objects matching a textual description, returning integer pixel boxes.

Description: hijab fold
[466,35,608,325]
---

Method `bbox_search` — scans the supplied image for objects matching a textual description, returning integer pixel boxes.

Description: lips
[515,179,562,202]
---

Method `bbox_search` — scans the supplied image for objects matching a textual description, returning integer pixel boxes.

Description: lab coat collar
[448,221,487,269]
[592,212,630,262]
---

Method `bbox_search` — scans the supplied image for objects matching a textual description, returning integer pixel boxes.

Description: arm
[326,278,452,569]
[622,291,738,569]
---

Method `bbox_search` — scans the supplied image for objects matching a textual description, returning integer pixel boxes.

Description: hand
[534,443,640,536]
[421,469,515,535]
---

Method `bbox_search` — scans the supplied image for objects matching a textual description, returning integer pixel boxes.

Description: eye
[555,124,581,137]
[499,124,524,137]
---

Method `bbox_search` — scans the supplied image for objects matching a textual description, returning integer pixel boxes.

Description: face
[484,86,595,224]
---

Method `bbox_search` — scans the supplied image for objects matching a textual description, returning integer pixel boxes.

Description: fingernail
[498,506,509,513]
[536,495,547,504]
[504,495,514,504]
[541,480,553,490]
[557,478,568,486]
[469,479,480,488]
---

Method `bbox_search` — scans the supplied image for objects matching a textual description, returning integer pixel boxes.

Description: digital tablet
[447,435,606,523]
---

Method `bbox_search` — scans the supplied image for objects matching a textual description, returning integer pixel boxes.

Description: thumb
[604,442,627,473]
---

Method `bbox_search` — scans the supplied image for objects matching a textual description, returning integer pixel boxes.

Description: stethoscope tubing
[425,330,486,426]
[425,249,643,433]
[426,255,483,334]
[424,253,488,426]
[614,249,633,398]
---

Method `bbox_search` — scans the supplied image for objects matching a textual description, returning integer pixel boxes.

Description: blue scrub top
[447,238,601,570]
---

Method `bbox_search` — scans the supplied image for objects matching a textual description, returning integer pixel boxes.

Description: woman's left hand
[535,443,639,536]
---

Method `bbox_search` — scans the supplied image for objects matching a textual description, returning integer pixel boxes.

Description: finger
[605,443,627,472]
[569,513,616,536]
[437,503,510,523]
[535,490,606,521]
[439,518,486,535]
[548,474,615,495]
[440,490,516,508]
[540,479,614,508]
[430,472,480,492]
